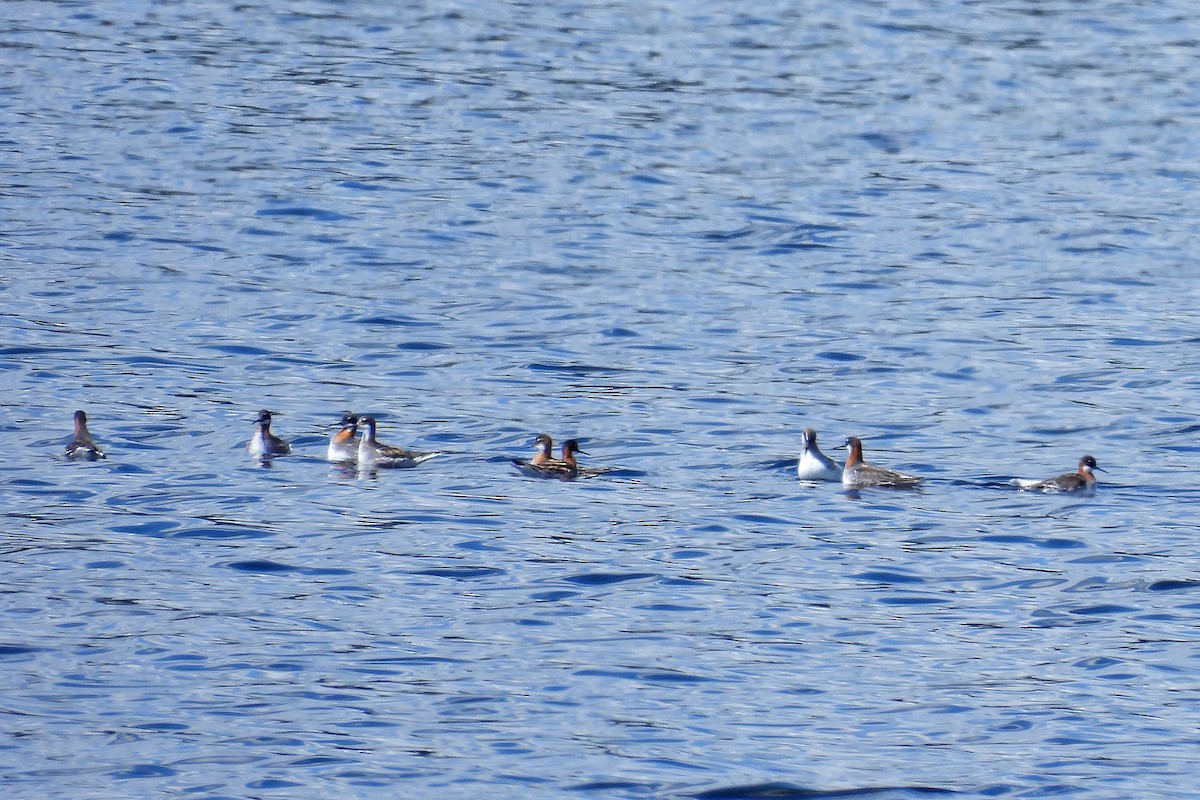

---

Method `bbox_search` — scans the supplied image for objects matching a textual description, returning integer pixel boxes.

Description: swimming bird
[797,427,841,481]
[1012,455,1104,493]
[65,409,105,460]
[841,436,922,489]
[356,416,439,469]
[326,412,359,463]
[247,409,290,456]
[556,439,611,479]
[512,434,560,476]
[530,433,555,466]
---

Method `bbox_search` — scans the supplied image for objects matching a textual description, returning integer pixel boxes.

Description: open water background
[3,1,1200,798]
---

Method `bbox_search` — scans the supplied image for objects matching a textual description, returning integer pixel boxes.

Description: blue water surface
[3,1,1200,798]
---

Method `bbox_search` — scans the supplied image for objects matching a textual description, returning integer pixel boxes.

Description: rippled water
[4,1,1200,798]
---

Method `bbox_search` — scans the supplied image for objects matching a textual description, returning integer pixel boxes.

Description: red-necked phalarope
[557,439,611,479]
[247,409,290,456]
[65,409,105,460]
[512,434,561,476]
[326,412,358,463]
[1012,455,1104,493]
[530,433,555,466]
[356,416,440,469]
[842,436,922,489]
[797,427,841,481]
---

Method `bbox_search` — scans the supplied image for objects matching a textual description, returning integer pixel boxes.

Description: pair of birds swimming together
[509,433,611,480]
[798,428,1105,493]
